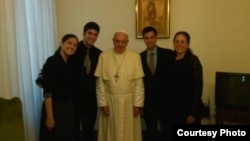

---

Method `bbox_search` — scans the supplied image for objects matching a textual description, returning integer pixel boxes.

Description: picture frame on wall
[136,0,170,38]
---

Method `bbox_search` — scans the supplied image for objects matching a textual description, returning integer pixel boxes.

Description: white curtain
[0,0,57,141]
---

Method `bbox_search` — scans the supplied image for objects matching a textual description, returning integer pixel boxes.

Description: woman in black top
[166,31,204,140]
[171,31,203,124]
[39,34,78,141]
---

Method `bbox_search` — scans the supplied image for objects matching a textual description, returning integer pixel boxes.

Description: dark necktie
[84,49,91,74]
[149,52,155,74]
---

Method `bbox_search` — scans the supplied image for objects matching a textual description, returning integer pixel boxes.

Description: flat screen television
[215,71,250,112]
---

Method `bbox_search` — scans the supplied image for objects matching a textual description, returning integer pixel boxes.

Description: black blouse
[43,51,77,102]
[172,49,203,118]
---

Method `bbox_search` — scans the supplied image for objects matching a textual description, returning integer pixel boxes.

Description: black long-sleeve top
[43,51,77,102]
[170,49,203,119]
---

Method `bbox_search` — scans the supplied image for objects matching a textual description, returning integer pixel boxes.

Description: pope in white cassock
[94,31,145,141]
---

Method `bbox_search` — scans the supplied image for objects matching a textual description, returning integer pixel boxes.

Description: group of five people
[39,21,203,141]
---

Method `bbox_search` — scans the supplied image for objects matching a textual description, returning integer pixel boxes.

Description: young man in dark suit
[140,26,173,141]
[69,21,102,141]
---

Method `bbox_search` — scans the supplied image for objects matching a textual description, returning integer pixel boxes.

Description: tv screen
[215,71,250,112]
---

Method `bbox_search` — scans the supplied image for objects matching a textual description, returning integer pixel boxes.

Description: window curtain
[0,0,57,141]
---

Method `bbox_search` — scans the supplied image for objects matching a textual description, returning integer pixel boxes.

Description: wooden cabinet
[216,109,250,124]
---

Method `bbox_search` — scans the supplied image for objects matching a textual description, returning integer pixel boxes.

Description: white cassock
[94,48,145,141]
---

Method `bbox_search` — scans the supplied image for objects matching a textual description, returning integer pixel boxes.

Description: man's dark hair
[142,26,157,37]
[83,21,100,33]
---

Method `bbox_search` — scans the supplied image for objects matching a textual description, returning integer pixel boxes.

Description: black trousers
[74,101,97,141]
[143,106,168,141]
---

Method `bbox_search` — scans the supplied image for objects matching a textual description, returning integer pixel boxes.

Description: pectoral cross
[114,74,119,83]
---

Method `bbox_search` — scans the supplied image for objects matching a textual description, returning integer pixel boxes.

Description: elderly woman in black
[166,31,204,140]
[39,34,78,141]
[172,31,203,124]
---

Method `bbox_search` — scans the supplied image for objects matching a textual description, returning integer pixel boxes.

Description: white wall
[56,0,250,116]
